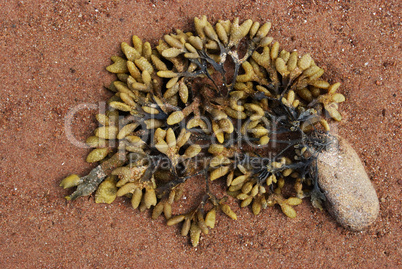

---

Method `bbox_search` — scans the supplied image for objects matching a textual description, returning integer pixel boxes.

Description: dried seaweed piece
[63,152,127,201]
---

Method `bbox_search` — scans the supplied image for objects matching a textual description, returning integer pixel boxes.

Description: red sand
[1,0,401,267]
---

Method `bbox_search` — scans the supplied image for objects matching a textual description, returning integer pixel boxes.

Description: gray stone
[317,135,379,231]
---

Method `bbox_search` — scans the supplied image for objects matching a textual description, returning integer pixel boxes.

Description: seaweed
[60,16,346,247]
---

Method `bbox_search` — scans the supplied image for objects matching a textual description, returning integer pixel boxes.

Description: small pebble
[317,135,379,231]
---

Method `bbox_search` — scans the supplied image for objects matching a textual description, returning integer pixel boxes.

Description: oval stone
[317,135,379,231]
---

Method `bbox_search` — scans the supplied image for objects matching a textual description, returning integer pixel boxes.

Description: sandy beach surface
[1,0,401,267]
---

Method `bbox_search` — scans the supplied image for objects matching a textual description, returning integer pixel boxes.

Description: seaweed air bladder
[61,16,379,247]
